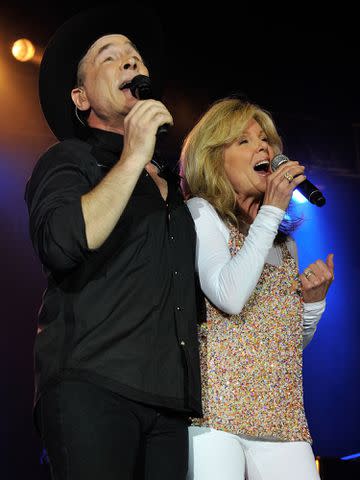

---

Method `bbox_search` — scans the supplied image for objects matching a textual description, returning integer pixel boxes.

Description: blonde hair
[180,97,283,225]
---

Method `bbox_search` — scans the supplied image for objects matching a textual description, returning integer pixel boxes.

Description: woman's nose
[257,139,267,152]
[123,57,138,70]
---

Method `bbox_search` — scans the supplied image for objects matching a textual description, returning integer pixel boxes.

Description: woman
[180,97,334,480]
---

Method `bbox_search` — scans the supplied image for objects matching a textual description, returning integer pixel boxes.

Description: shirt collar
[84,127,180,186]
[85,128,124,169]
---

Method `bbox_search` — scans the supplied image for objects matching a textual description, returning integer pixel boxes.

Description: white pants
[187,427,321,480]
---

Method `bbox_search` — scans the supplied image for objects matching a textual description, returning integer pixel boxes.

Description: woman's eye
[239,139,248,145]
[261,137,268,142]
[103,56,114,62]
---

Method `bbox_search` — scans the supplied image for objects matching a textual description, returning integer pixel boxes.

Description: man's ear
[71,87,90,111]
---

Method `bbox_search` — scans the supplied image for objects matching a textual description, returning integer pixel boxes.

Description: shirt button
[170,235,175,241]
[174,271,178,276]
[176,306,181,311]
[180,340,185,346]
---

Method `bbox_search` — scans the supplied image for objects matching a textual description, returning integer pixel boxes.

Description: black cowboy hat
[39,4,165,140]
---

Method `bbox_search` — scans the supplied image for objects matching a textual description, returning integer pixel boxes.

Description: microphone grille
[271,154,289,171]
[129,74,153,100]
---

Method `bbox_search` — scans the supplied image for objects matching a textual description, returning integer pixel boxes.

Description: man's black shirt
[25,128,202,416]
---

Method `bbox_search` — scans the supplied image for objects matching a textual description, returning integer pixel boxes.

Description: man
[25,5,201,479]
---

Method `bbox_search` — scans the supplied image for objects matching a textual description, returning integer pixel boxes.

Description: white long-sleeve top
[187,197,325,348]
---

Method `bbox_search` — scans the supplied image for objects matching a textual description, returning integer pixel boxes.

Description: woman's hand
[263,160,306,211]
[301,253,334,303]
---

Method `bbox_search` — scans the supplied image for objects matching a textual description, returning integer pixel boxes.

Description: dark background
[0,2,359,478]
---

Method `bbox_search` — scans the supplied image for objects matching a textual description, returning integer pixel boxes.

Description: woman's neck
[236,196,262,223]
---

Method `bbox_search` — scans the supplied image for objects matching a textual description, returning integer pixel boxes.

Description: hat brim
[39,4,164,140]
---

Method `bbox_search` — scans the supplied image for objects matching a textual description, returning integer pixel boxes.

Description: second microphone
[271,154,326,207]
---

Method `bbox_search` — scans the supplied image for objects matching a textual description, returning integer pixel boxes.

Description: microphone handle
[129,75,169,138]
[157,123,169,137]
[297,179,326,206]
[271,154,326,207]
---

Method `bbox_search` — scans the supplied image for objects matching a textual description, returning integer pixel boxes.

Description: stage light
[341,452,360,460]
[292,189,307,204]
[11,38,35,62]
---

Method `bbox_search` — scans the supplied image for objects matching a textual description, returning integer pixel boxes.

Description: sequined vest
[192,223,311,442]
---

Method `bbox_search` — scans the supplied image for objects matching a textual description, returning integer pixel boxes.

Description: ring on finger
[284,172,294,183]
[304,268,315,279]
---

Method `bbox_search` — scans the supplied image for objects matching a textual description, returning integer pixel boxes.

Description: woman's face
[223,118,274,200]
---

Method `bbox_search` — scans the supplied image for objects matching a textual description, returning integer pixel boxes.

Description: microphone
[128,74,169,136]
[271,154,326,207]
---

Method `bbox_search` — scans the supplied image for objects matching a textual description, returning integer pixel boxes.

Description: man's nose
[123,57,138,70]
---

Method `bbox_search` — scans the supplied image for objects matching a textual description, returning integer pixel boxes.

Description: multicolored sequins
[192,224,311,443]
